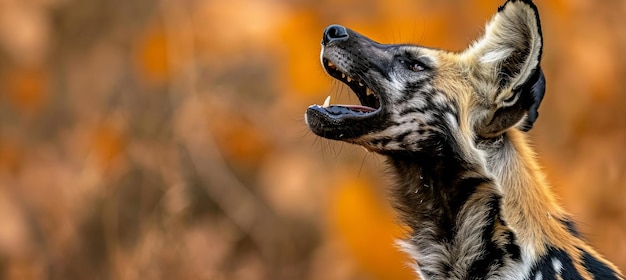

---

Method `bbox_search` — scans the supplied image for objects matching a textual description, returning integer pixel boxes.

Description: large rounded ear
[466,0,544,137]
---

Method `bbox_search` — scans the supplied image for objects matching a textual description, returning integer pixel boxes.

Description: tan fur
[499,130,623,278]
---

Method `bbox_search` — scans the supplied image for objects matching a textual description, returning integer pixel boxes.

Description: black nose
[323,24,349,45]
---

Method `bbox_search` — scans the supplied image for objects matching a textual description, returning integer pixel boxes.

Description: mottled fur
[305,0,623,279]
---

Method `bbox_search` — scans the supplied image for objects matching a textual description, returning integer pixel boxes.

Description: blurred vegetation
[0,0,624,279]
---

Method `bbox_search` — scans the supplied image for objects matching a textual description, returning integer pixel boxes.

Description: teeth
[328,61,334,67]
[366,88,375,96]
[359,82,364,87]
[322,95,331,108]
[341,73,346,79]
[347,77,352,83]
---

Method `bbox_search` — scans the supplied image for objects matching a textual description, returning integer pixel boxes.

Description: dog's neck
[386,143,522,279]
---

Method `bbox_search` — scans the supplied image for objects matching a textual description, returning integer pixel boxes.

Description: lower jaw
[305,105,383,141]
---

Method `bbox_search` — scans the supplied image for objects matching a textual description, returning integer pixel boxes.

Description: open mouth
[317,58,381,113]
[305,56,385,140]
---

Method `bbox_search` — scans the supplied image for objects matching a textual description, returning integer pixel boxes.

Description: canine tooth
[347,77,352,83]
[328,61,334,67]
[366,88,374,96]
[359,82,364,87]
[322,95,331,108]
[341,73,346,79]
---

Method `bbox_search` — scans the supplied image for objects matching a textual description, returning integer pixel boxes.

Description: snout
[322,24,349,45]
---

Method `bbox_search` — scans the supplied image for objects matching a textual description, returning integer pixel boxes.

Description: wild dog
[304,0,624,279]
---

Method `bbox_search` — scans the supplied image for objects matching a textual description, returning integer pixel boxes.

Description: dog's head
[305,0,545,154]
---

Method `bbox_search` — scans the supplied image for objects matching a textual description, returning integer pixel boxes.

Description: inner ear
[478,67,545,137]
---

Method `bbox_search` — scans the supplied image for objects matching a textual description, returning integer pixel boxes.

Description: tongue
[320,105,376,117]
[341,104,376,112]
[318,96,376,113]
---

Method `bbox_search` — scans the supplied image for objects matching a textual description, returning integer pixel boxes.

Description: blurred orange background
[0,0,624,279]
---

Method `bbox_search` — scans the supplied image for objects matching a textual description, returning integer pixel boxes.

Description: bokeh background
[0,0,624,279]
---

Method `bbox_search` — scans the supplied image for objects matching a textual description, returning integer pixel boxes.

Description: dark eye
[399,59,426,72]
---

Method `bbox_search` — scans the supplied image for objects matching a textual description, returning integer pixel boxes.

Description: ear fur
[468,0,544,137]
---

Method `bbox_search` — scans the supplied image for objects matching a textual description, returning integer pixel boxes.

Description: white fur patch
[552,258,563,275]
[479,47,514,64]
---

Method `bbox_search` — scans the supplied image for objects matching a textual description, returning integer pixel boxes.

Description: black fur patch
[559,217,582,238]
[503,230,522,261]
[467,195,508,278]
[387,145,477,235]
[581,250,620,280]
[528,247,582,280]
